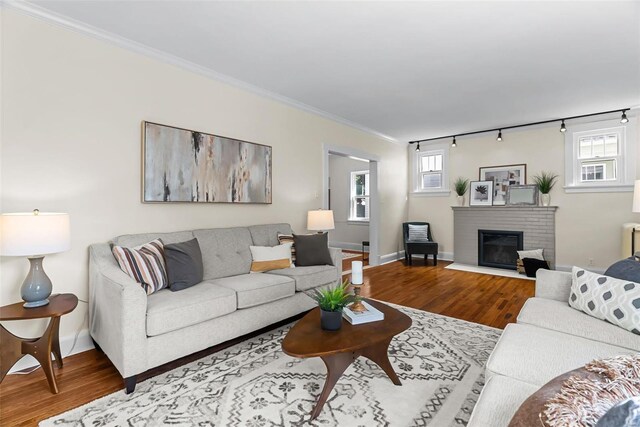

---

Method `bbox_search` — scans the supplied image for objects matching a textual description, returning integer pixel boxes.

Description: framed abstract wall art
[469,180,494,206]
[142,122,272,204]
[479,164,526,206]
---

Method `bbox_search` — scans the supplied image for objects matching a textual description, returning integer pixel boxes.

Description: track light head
[415,143,420,151]
[451,137,457,148]
[621,111,629,124]
[560,120,566,133]
[496,130,502,142]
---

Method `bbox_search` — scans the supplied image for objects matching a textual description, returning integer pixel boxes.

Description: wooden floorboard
[0,260,533,426]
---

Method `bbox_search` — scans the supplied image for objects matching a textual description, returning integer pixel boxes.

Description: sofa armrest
[89,243,148,378]
[329,247,343,280]
[535,269,572,302]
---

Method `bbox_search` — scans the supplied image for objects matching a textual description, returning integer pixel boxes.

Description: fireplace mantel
[452,205,557,268]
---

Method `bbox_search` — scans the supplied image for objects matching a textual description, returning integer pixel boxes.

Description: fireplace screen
[478,230,524,270]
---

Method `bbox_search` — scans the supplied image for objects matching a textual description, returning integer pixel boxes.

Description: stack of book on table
[343,301,384,325]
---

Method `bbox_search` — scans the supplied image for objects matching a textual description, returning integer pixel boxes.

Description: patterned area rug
[342,251,362,260]
[41,304,501,426]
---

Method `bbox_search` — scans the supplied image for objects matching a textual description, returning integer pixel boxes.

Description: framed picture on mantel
[479,164,526,206]
[469,180,494,206]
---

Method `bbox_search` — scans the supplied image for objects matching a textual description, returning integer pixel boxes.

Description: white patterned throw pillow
[408,224,429,241]
[569,267,640,335]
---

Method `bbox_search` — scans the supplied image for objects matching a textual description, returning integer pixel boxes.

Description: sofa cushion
[293,233,333,266]
[146,281,236,336]
[517,297,640,351]
[112,239,168,295]
[193,228,253,280]
[569,267,640,335]
[113,231,194,248]
[211,273,295,309]
[248,223,292,247]
[267,265,338,291]
[467,375,538,427]
[164,238,204,292]
[486,323,635,387]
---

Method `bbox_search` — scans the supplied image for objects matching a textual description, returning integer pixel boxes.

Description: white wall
[408,121,640,271]
[328,154,369,249]
[0,10,408,342]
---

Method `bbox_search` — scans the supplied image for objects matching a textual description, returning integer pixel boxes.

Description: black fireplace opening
[478,230,524,270]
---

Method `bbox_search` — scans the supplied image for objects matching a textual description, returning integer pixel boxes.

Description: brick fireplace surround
[452,206,557,269]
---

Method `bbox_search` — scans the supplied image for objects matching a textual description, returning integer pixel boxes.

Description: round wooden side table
[0,293,78,394]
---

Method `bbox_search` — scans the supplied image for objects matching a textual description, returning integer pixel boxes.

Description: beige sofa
[469,269,640,426]
[88,223,341,393]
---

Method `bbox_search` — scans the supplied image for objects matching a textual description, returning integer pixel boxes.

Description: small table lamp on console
[307,209,335,234]
[0,210,70,308]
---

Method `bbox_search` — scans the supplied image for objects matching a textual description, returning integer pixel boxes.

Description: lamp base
[21,256,53,309]
[23,298,50,308]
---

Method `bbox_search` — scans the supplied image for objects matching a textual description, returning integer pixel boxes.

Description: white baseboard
[378,250,454,265]
[7,329,94,374]
[556,264,606,275]
[330,241,367,252]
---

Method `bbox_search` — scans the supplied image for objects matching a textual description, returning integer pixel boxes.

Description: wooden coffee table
[282,299,412,420]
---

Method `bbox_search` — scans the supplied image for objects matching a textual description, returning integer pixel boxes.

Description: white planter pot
[540,193,551,206]
[457,195,465,206]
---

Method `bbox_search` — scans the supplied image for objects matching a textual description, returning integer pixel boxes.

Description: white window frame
[564,118,636,193]
[349,170,369,222]
[411,141,450,196]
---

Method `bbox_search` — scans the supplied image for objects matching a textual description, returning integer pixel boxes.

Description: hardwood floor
[0,260,533,426]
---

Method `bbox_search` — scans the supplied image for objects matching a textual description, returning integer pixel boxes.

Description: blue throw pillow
[604,257,640,283]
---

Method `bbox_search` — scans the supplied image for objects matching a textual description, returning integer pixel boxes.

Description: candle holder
[349,283,367,313]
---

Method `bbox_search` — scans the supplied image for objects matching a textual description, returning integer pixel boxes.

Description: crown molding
[1,0,400,144]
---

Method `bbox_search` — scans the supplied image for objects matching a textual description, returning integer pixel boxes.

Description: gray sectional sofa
[468,269,640,426]
[88,223,341,393]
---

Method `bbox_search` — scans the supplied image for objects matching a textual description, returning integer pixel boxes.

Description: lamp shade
[634,181,640,213]
[307,209,335,231]
[1,211,70,256]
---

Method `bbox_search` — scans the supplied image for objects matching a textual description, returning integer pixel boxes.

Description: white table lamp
[307,209,335,233]
[1,210,70,308]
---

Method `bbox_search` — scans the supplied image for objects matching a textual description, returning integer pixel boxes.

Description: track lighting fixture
[621,111,629,124]
[408,107,630,148]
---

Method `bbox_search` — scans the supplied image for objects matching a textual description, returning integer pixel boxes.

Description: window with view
[564,119,635,192]
[349,170,369,221]
[419,151,443,190]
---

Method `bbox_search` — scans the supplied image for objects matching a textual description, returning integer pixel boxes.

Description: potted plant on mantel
[312,279,352,331]
[532,171,559,206]
[453,177,469,206]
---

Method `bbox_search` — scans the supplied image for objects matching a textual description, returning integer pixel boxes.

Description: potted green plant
[453,177,469,206]
[532,171,559,206]
[311,279,352,331]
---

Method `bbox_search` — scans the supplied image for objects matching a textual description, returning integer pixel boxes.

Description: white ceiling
[20,1,640,143]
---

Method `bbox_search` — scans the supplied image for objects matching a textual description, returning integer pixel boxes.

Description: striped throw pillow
[112,239,168,295]
[277,233,296,264]
[408,224,429,241]
[250,243,293,272]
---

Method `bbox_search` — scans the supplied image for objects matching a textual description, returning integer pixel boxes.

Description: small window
[419,152,444,190]
[349,170,369,221]
[565,119,635,192]
[411,142,450,195]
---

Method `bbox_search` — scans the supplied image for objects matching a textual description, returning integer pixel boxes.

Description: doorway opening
[323,145,380,269]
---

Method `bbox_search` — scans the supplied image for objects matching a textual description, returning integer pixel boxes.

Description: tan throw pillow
[250,243,293,272]
[277,233,296,264]
[112,239,168,295]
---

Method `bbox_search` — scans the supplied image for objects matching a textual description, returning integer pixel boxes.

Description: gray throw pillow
[293,233,333,266]
[604,257,640,283]
[164,238,204,291]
